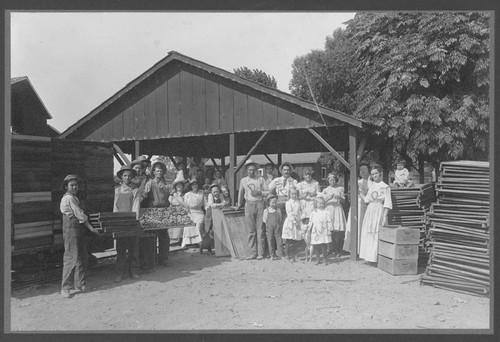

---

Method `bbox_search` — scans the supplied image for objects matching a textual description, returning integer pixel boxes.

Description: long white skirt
[359,202,384,262]
[344,199,368,253]
[182,210,203,247]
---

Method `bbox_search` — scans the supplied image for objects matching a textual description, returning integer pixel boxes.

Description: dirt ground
[10,247,490,331]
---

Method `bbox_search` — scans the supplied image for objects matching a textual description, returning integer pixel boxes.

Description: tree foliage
[234,66,278,89]
[290,12,490,171]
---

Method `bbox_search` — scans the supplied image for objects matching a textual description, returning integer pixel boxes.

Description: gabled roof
[60,51,368,139]
[11,76,52,119]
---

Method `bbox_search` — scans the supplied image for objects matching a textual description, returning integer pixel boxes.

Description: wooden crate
[378,240,419,260]
[378,254,418,275]
[379,225,420,244]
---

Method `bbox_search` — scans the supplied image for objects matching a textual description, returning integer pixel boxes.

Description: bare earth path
[10,248,489,331]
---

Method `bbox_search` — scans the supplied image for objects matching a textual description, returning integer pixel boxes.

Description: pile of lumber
[421,161,490,296]
[90,212,141,235]
[388,183,436,254]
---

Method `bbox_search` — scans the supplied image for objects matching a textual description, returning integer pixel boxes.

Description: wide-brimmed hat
[244,159,259,169]
[186,177,199,191]
[61,174,82,191]
[130,159,144,169]
[171,172,188,188]
[266,193,277,202]
[279,162,294,174]
[137,155,152,165]
[209,182,220,192]
[151,161,167,173]
[117,164,137,179]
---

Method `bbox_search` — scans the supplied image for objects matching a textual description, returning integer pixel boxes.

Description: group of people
[237,160,393,266]
[58,156,394,298]
[58,157,231,298]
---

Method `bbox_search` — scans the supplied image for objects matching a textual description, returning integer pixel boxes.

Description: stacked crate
[378,225,420,275]
[89,212,141,236]
[388,183,436,256]
[421,160,490,296]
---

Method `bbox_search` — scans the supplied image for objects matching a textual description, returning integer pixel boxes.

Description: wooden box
[378,240,418,260]
[377,254,418,275]
[378,225,419,244]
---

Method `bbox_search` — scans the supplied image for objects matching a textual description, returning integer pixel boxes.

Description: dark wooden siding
[86,65,330,143]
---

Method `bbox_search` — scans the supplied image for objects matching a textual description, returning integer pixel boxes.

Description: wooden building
[11,77,60,137]
[60,51,379,259]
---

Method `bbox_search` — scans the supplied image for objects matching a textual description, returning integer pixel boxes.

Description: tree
[233,67,278,89]
[289,12,490,175]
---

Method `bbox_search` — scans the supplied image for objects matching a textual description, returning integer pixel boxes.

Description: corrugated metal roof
[60,51,369,139]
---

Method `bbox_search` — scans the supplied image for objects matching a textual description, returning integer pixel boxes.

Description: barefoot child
[321,173,346,257]
[394,160,410,188]
[262,194,283,260]
[307,197,333,265]
[59,174,100,298]
[282,187,303,262]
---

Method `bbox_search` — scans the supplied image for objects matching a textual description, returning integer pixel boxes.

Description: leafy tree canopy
[234,66,278,89]
[290,12,490,172]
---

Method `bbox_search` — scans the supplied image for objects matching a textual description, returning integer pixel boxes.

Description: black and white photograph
[3,5,495,337]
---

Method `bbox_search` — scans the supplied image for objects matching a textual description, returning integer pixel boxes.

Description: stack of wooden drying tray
[388,183,436,255]
[420,160,490,296]
[89,212,141,237]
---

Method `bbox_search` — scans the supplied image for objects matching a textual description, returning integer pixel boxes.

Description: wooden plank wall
[11,136,115,253]
[86,66,317,142]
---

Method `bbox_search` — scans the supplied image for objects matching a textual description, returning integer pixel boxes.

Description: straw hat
[151,161,167,173]
[130,159,143,169]
[61,174,82,191]
[186,177,199,191]
[279,162,294,174]
[171,172,188,189]
[208,182,220,192]
[266,193,277,202]
[117,165,137,179]
[244,159,259,169]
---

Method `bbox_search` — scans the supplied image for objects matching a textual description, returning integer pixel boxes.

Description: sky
[10,12,356,133]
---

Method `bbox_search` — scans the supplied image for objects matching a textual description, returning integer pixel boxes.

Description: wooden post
[229,134,236,206]
[221,157,226,176]
[134,141,140,160]
[349,127,359,261]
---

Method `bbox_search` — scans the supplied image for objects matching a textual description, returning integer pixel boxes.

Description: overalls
[61,215,88,291]
[265,210,283,257]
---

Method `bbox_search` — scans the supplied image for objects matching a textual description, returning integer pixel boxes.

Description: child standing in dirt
[263,194,283,260]
[307,197,333,265]
[281,187,303,262]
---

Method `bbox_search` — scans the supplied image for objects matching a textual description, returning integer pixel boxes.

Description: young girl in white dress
[359,165,393,263]
[320,173,346,257]
[281,187,303,262]
[307,197,333,265]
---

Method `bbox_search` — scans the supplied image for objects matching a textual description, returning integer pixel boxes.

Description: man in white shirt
[236,160,269,260]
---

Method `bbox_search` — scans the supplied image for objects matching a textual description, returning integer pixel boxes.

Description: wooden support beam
[220,157,227,175]
[277,153,282,175]
[308,128,350,169]
[168,156,178,168]
[356,134,367,164]
[113,143,130,165]
[234,131,269,175]
[349,127,359,261]
[210,158,223,174]
[263,154,277,169]
[113,152,125,166]
[229,134,237,206]
[134,141,141,160]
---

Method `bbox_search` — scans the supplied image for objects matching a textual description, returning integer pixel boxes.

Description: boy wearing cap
[236,160,269,260]
[114,165,142,283]
[141,162,172,266]
[59,174,100,298]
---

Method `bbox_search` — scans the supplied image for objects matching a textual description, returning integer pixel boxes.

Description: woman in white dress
[359,165,393,263]
[297,169,320,221]
[344,163,372,254]
[182,178,205,248]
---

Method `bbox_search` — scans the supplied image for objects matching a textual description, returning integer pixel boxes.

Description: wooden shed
[60,51,378,259]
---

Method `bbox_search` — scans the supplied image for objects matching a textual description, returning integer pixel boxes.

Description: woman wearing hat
[113,165,142,283]
[236,159,269,260]
[169,173,188,207]
[140,161,172,266]
[203,183,228,254]
[182,177,205,248]
[59,174,100,298]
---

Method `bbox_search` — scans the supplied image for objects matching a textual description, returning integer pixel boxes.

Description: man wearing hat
[113,165,143,283]
[131,158,149,191]
[268,162,299,222]
[236,159,269,260]
[140,161,172,266]
[59,174,100,298]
